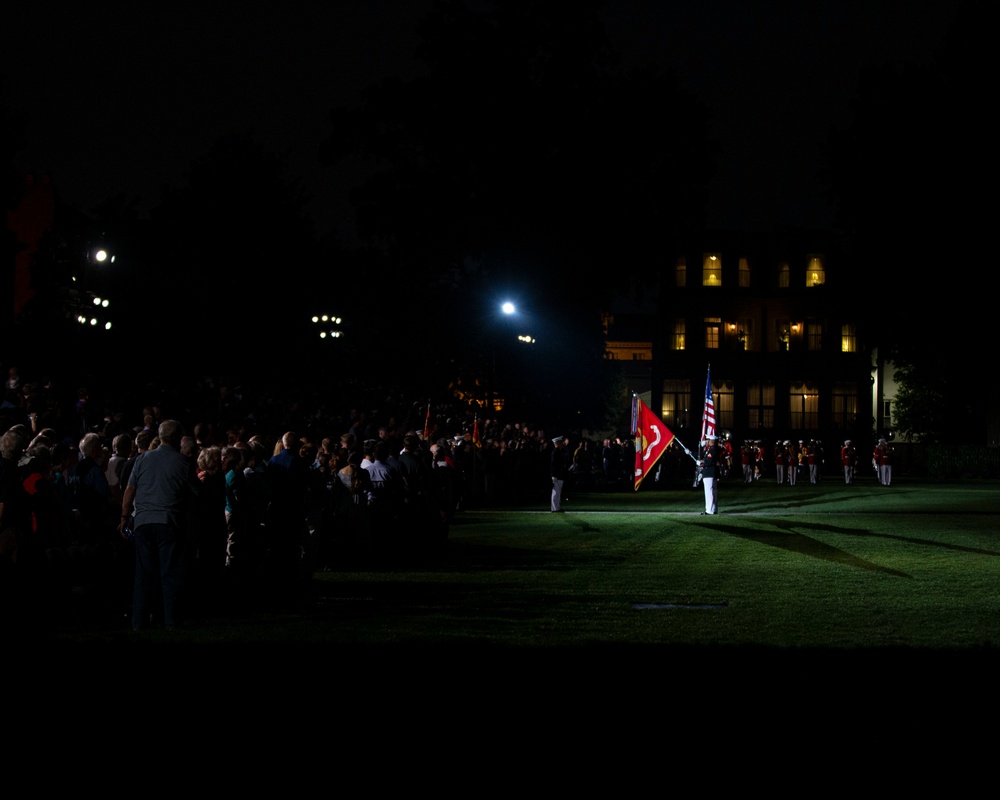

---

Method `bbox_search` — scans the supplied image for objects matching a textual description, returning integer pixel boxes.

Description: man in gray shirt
[119,419,200,632]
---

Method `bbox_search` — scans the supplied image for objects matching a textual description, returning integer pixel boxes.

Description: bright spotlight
[501,301,516,315]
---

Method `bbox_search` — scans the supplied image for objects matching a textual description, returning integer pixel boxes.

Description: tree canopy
[321,0,717,427]
[824,0,991,443]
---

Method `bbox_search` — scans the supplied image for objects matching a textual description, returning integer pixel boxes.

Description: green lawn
[51,476,1000,664]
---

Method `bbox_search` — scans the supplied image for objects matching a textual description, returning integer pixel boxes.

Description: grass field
[48,475,1000,669]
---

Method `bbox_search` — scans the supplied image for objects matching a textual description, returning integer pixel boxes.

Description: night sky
[5,1,959,243]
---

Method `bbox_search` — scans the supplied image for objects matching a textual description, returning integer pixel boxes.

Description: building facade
[633,229,876,459]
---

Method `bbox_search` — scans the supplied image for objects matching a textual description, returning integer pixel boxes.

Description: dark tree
[145,132,323,380]
[824,0,991,443]
[321,0,716,428]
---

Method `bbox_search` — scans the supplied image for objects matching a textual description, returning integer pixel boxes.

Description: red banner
[632,396,675,491]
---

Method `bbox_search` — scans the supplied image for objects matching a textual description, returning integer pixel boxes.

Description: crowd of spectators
[0,361,643,635]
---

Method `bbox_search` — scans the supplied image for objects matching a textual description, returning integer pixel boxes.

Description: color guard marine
[874,437,894,486]
[841,439,857,484]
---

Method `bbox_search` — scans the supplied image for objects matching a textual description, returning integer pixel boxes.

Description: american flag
[701,366,715,443]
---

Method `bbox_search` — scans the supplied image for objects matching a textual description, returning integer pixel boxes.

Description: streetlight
[310,313,344,339]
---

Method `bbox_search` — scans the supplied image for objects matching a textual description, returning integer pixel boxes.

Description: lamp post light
[66,238,118,336]
[492,298,541,415]
[310,313,344,339]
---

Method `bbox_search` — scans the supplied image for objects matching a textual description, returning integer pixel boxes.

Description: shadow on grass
[697,520,911,577]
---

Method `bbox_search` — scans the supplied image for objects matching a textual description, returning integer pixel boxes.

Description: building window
[747,381,775,430]
[661,379,692,430]
[806,321,822,351]
[806,255,825,287]
[714,379,734,432]
[737,318,753,351]
[704,317,721,349]
[675,257,686,288]
[739,257,751,288]
[702,253,722,286]
[777,262,790,289]
[841,323,857,353]
[777,319,791,351]
[671,319,686,351]
[832,381,857,427]
[790,382,819,430]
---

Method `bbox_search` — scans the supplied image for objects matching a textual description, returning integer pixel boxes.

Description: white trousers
[702,476,717,514]
[551,477,564,511]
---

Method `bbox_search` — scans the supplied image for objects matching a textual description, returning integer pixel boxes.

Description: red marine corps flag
[632,394,675,491]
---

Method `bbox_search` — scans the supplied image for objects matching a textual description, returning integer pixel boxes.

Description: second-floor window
[777,319,791,351]
[739,257,751,288]
[675,257,686,288]
[703,253,722,286]
[807,321,822,351]
[704,317,721,349]
[806,255,825,287]
[841,323,857,353]
[662,379,692,430]
[672,318,686,350]
[777,262,790,289]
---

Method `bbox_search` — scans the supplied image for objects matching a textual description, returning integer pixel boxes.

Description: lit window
[661,379,692,429]
[704,317,721,349]
[714,380,734,431]
[777,262,790,289]
[790,382,819,429]
[746,382,775,430]
[806,255,825,287]
[702,253,722,286]
[675,257,686,288]
[807,322,822,351]
[777,320,791,351]
[841,323,856,353]
[671,319,686,351]
[739,257,751,288]
[737,319,753,351]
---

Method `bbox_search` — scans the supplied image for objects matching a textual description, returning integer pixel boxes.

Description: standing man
[119,419,200,632]
[699,433,724,515]
[774,440,788,485]
[874,438,894,486]
[550,435,569,512]
[841,439,856,485]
